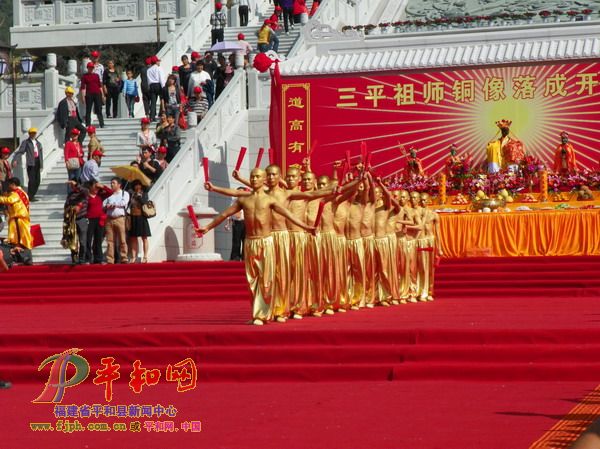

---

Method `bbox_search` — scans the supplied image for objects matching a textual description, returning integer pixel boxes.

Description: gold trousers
[346,237,365,307]
[243,236,275,321]
[387,233,400,300]
[288,231,308,315]
[318,231,338,310]
[335,235,348,310]
[374,236,394,303]
[403,239,418,299]
[271,230,290,318]
[417,236,435,300]
[305,233,322,314]
[363,235,376,306]
[7,216,33,249]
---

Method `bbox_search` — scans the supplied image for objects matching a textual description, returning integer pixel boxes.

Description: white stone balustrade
[11,0,199,49]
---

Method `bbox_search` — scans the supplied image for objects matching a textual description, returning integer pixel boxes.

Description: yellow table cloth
[438,209,600,257]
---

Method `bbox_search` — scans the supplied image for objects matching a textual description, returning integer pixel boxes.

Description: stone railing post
[94,0,106,22]
[44,53,59,109]
[118,70,129,118]
[230,4,240,27]
[246,68,260,109]
[178,0,190,17]
[55,0,64,25]
[138,0,146,20]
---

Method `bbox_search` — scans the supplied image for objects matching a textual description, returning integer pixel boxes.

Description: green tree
[0,1,12,45]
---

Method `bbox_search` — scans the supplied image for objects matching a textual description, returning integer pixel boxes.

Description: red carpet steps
[1,256,599,383]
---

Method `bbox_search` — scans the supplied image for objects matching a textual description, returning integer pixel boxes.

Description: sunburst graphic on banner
[306,62,600,177]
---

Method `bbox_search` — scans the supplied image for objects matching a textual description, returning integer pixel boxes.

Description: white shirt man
[103,178,130,264]
[147,61,167,88]
[187,63,212,98]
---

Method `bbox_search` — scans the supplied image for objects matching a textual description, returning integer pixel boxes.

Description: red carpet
[1,256,600,448]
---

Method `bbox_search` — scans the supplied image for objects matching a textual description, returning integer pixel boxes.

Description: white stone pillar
[21,118,31,134]
[43,53,59,109]
[118,70,128,118]
[246,68,260,109]
[176,204,222,261]
[67,59,78,76]
[13,0,22,27]
[55,0,63,25]
[177,0,189,18]
[94,0,106,22]
[230,5,240,27]
[167,18,176,33]
[138,0,146,20]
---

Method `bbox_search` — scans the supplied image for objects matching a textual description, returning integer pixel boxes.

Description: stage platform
[1,257,600,448]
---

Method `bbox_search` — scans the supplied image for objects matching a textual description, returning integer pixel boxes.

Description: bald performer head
[250,168,266,190]
[286,166,301,189]
[265,164,282,188]
[317,175,330,190]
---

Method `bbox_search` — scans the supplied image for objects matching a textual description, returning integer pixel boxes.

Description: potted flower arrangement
[392,20,403,32]
[582,8,593,20]
[464,15,476,27]
[567,10,579,21]
[341,25,353,32]
[539,10,551,23]
[553,9,564,22]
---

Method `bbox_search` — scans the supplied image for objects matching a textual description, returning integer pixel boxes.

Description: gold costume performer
[403,191,423,302]
[244,235,275,321]
[199,168,314,325]
[318,230,338,311]
[347,237,365,308]
[418,193,441,301]
[360,174,377,307]
[270,230,290,319]
[0,179,33,249]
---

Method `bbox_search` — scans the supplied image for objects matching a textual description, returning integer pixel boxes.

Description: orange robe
[553,144,577,173]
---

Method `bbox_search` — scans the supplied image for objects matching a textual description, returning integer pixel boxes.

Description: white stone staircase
[26,118,186,263]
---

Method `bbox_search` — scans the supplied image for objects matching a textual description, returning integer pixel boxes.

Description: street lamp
[0,47,35,151]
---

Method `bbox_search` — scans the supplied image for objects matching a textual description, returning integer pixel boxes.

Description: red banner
[272,61,600,177]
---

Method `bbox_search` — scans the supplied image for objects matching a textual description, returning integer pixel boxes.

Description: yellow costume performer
[288,231,308,316]
[0,184,33,249]
[244,236,275,321]
[374,236,395,303]
[347,237,365,308]
[318,230,338,312]
[270,230,291,319]
[362,235,376,307]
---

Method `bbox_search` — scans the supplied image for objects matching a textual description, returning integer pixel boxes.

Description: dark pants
[230,220,245,261]
[142,89,151,117]
[239,5,249,26]
[75,217,88,262]
[125,94,136,118]
[86,217,104,264]
[106,87,120,118]
[149,83,162,121]
[283,7,294,32]
[166,144,180,163]
[211,29,224,45]
[85,93,104,128]
[26,158,41,200]
[65,117,87,144]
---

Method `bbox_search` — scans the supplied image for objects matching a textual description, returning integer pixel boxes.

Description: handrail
[147,69,247,259]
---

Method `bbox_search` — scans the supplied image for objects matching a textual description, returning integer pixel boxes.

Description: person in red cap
[190,51,200,63]
[0,147,12,194]
[86,125,105,162]
[64,129,85,189]
[147,55,166,122]
[81,62,105,128]
[155,145,169,171]
[210,2,227,45]
[238,0,250,26]
[189,86,208,122]
[270,6,282,31]
[140,57,153,117]
[90,50,104,81]
[237,33,253,59]
[137,117,158,155]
